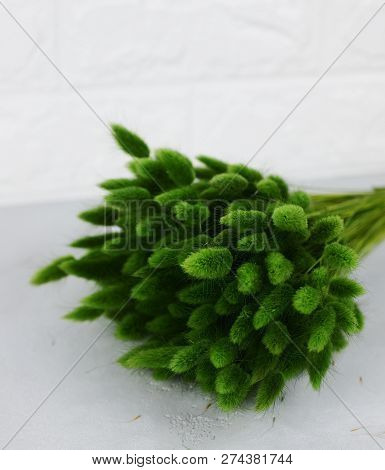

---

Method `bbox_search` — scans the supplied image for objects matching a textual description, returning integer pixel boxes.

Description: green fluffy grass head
[323,242,359,272]
[181,247,233,280]
[293,286,321,315]
[272,204,308,233]
[32,124,371,413]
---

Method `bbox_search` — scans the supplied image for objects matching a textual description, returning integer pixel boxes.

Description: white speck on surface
[165,412,231,448]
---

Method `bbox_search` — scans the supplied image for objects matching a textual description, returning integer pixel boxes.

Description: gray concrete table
[0,197,384,449]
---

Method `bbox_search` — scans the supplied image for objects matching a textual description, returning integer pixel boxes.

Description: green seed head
[156,148,195,186]
[105,186,151,208]
[169,343,207,373]
[293,286,321,314]
[255,373,285,411]
[229,304,254,345]
[237,262,263,294]
[288,190,310,209]
[187,304,216,330]
[308,266,330,288]
[272,204,308,233]
[111,124,150,158]
[256,178,282,200]
[64,306,103,322]
[253,284,294,329]
[215,364,249,394]
[31,255,74,285]
[307,345,332,390]
[311,215,344,243]
[227,164,262,182]
[174,201,209,226]
[220,209,267,231]
[181,247,233,280]
[209,173,248,197]
[307,306,336,353]
[265,252,294,286]
[262,321,290,356]
[197,155,228,173]
[329,277,365,298]
[209,338,237,368]
[323,242,359,272]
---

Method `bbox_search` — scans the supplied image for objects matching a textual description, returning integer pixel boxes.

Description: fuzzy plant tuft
[32,125,385,412]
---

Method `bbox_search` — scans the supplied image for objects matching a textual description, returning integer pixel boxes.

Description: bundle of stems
[309,188,385,258]
[31,125,385,412]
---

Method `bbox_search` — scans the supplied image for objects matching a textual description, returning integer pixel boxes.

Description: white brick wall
[0,0,384,205]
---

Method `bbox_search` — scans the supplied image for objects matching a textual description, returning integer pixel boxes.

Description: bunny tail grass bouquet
[32,125,385,412]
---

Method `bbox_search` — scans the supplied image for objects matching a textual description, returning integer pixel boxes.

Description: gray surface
[0,199,385,450]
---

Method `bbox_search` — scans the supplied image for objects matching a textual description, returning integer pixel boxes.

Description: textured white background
[0,0,385,205]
